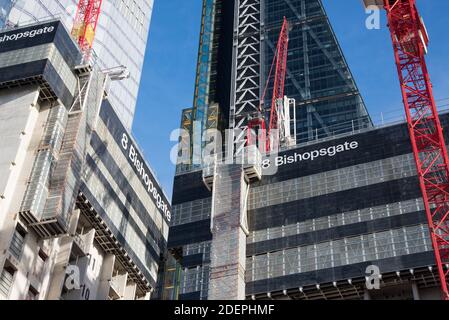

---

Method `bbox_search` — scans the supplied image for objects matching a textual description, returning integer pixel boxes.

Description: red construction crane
[71,0,103,56]
[248,17,289,152]
[372,0,449,299]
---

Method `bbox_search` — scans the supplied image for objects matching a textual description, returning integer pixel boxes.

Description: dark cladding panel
[179,291,201,300]
[0,60,47,82]
[43,60,75,107]
[247,211,427,256]
[213,0,235,121]
[181,254,205,268]
[172,171,211,205]
[168,219,212,249]
[52,21,83,67]
[0,59,74,107]
[248,177,422,231]
[257,112,449,188]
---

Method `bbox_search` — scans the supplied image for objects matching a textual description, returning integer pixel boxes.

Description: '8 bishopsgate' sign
[0,20,82,68]
[0,25,56,43]
[262,141,360,170]
[0,21,60,54]
[120,132,171,222]
[100,100,171,223]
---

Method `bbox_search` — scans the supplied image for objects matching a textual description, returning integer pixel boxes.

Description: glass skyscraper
[0,0,13,25]
[183,0,371,158]
[263,0,372,143]
[0,0,153,129]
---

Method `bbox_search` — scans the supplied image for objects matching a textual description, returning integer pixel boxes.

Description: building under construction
[160,0,448,300]
[0,12,170,300]
[0,0,154,129]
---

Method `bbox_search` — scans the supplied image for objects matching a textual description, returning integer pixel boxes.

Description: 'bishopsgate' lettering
[262,141,359,169]
[121,133,171,222]
[0,26,55,43]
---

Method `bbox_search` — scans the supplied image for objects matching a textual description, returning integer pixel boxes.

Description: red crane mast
[382,0,449,299]
[248,17,289,152]
[267,17,289,151]
[71,0,103,56]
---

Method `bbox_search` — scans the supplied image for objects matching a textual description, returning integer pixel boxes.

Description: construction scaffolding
[206,0,287,300]
[205,144,261,300]
[20,63,105,238]
[208,164,249,300]
[20,104,68,224]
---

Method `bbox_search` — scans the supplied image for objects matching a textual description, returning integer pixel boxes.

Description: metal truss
[267,17,289,151]
[230,0,262,157]
[384,0,449,299]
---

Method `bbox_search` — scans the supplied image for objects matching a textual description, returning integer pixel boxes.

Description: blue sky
[132,0,449,197]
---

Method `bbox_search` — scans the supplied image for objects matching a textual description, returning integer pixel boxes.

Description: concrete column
[96,253,115,300]
[0,87,41,243]
[363,289,371,300]
[46,206,83,300]
[45,236,73,300]
[412,281,420,300]
[123,282,137,300]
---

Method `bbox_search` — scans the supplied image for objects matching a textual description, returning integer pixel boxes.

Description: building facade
[164,113,445,300]
[0,0,154,129]
[162,0,442,300]
[0,20,169,300]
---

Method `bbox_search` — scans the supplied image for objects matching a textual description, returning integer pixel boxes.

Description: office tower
[0,20,169,300]
[161,0,441,300]
[262,0,372,143]
[0,0,154,129]
[177,0,372,175]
